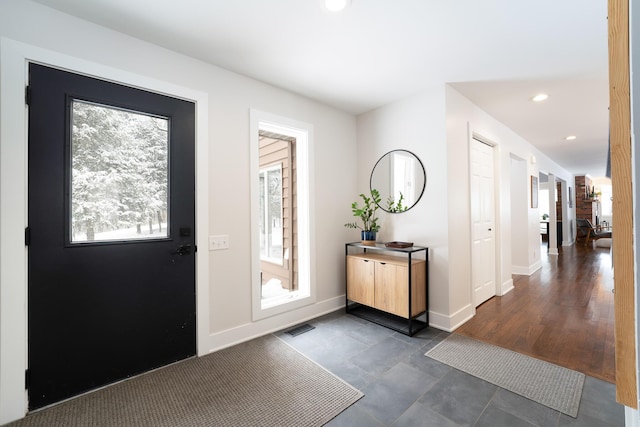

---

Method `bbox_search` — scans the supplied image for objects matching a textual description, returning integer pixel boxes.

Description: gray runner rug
[425,334,584,417]
[10,335,362,427]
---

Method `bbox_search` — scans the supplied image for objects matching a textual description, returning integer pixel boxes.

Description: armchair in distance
[576,218,612,246]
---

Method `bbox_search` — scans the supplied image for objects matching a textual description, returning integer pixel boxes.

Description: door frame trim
[0,38,210,422]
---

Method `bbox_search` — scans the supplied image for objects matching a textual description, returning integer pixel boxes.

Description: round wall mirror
[370,149,426,213]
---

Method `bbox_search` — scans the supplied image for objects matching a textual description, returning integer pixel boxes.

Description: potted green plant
[386,192,408,213]
[345,189,381,245]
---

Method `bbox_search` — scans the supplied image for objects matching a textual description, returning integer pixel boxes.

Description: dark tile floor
[274,311,625,427]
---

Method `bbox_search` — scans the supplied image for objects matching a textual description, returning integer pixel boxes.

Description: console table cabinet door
[346,256,375,306]
[347,253,427,319]
[375,262,408,318]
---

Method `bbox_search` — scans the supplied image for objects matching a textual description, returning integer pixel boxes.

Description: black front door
[27,64,196,410]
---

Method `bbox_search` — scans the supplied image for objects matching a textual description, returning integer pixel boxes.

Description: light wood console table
[345,242,428,336]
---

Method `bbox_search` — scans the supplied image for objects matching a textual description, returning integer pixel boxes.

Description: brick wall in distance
[575,175,596,223]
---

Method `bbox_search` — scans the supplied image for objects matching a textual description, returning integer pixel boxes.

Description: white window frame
[250,109,315,320]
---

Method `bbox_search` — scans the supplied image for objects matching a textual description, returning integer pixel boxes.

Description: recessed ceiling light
[565,135,577,141]
[531,93,549,102]
[325,0,351,12]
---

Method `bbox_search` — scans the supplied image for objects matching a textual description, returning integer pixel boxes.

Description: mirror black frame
[370,149,426,213]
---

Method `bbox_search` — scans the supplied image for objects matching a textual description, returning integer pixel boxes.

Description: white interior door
[470,138,496,306]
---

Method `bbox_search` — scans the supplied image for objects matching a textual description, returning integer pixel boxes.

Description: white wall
[445,85,574,285]
[510,155,530,273]
[562,179,576,245]
[355,84,575,331]
[591,176,613,226]
[356,87,451,328]
[0,0,357,422]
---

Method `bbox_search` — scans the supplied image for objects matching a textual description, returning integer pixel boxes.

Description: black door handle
[173,244,192,256]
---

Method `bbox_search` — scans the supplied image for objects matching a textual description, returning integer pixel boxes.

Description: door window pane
[70,100,169,243]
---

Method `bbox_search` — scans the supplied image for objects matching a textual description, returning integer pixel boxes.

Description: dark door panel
[28,64,196,409]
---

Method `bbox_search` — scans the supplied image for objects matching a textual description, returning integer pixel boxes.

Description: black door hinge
[25,227,31,246]
[25,86,31,106]
[25,369,30,389]
[194,245,197,253]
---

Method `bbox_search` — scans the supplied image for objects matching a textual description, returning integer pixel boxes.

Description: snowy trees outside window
[71,100,169,242]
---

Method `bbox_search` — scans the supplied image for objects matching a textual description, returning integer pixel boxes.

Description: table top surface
[346,242,428,253]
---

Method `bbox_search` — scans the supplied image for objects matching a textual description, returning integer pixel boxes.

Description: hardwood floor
[456,243,616,383]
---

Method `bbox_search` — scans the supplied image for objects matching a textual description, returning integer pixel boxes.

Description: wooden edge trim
[609,0,638,408]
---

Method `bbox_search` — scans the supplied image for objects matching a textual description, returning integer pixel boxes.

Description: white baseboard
[511,265,530,275]
[529,260,542,273]
[429,304,475,332]
[512,261,541,276]
[500,278,514,296]
[206,296,344,353]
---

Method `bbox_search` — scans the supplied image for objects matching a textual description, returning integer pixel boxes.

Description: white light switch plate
[209,235,229,251]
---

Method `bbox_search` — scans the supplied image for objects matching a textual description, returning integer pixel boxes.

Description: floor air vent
[285,324,316,337]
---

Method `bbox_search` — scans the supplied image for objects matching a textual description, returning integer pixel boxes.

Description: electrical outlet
[209,235,229,251]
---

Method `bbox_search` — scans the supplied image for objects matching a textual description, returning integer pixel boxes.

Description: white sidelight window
[250,110,315,319]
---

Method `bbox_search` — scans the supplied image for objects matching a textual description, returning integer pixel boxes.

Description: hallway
[456,244,615,383]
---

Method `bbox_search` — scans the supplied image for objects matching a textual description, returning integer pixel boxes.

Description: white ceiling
[32,0,610,177]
